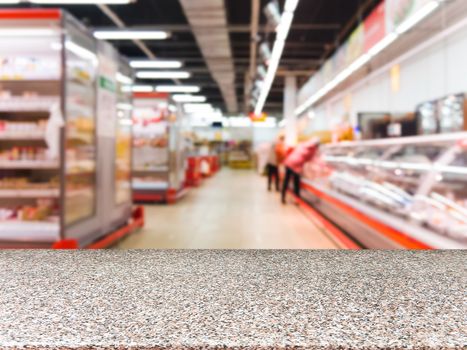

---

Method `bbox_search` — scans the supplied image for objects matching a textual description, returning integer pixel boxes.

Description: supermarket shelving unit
[132,92,188,204]
[0,9,142,248]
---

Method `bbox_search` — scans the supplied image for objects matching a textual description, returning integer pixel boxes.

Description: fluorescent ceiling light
[30,0,132,3]
[155,85,200,93]
[94,30,170,40]
[184,103,213,113]
[172,95,207,103]
[284,0,300,12]
[257,65,267,79]
[0,28,57,36]
[254,39,286,115]
[123,85,153,92]
[136,71,191,79]
[396,0,439,34]
[259,42,272,63]
[254,2,296,116]
[116,72,133,85]
[130,60,183,69]
[264,1,282,29]
[276,12,294,42]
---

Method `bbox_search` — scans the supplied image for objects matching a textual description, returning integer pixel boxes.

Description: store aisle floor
[118,169,339,249]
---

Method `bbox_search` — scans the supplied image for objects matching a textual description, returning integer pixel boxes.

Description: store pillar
[284,75,298,147]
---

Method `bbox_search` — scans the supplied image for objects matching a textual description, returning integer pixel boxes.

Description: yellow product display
[229,160,253,169]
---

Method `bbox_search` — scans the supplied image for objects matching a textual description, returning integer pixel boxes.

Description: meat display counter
[302,133,467,249]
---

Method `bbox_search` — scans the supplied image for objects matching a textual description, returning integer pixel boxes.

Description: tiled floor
[118,169,339,249]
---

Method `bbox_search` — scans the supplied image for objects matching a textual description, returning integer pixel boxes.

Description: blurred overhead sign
[249,112,267,122]
[386,0,432,32]
[364,1,386,52]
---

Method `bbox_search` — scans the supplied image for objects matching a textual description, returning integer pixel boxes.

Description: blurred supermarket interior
[0,0,466,249]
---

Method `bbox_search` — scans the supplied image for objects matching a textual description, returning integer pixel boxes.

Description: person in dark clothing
[281,138,320,204]
[266,163,280,191]
[281,166,301,201]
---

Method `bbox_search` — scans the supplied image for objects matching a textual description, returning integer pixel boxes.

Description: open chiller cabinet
[0,9,135,247]
[94,40,135,239]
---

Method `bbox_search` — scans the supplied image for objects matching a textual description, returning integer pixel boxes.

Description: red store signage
[364,1,386,53]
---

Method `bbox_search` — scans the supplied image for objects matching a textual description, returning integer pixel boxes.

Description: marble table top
[0,250,465,349]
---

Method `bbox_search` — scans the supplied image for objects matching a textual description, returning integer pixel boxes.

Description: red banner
[364,1,386,53]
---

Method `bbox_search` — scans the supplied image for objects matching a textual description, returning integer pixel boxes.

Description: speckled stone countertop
[0,250,465,350]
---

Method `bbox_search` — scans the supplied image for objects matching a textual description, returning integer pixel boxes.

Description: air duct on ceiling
[179,0,238,113]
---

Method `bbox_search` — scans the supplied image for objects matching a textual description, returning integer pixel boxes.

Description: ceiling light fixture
[257,65,267,79]
[184,103,213,113]
[259,42,272,64]
[94,30,170,40]
[264,1,282,29]
[284,0,299,12]
[122,85,153,93]
[30,0,133,3]
[155,85,200,93]
[172,95,207,103]
[130,60,183,69]
[254,0,298,115]
[136,71,191,79]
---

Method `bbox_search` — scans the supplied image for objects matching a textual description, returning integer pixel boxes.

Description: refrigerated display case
[0,9,139,248]
[114,58,133,207]
[132,93,187,203]
[302,133,467,249]
[94,40,134,237]
[64,15,98,228]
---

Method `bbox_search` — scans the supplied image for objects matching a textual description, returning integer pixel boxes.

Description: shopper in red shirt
[281,138,320,204]
[275,135,287,165]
